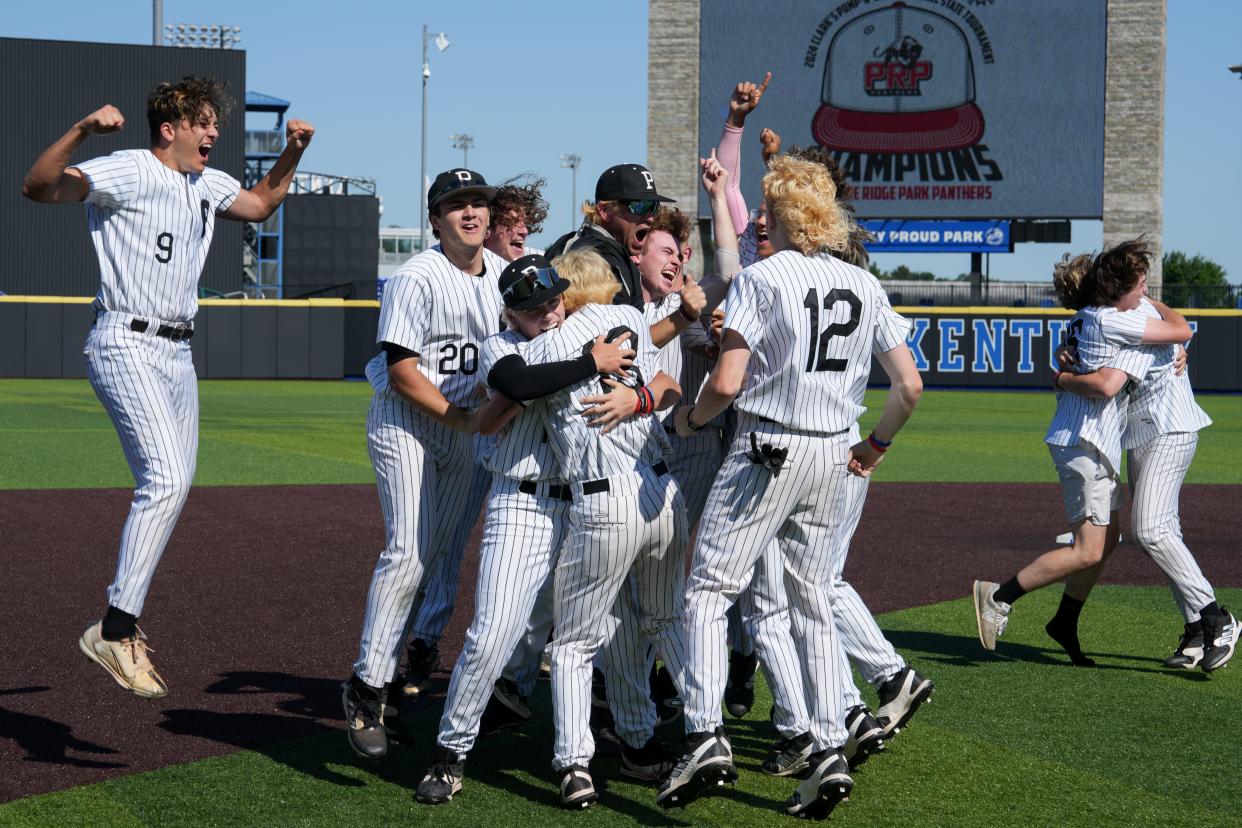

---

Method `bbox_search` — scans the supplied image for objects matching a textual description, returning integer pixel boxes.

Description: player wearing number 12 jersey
[342,169,507,759]
[22,76,314,699]
[659,155,923,819]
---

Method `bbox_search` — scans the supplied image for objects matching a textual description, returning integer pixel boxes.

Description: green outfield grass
[1,379,1239,489]
[3,586,1238,826]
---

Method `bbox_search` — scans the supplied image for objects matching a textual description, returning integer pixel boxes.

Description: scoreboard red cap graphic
[813,1,985,154]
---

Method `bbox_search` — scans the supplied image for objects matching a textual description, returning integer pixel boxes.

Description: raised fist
[286,118,315,150]
[79,105,125,135]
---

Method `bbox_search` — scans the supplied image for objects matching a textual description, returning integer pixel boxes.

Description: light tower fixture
[164,23,242,49]
[560,154,582,232]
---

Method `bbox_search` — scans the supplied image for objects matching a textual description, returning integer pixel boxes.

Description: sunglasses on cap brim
[503,267,560,303]
[625,199,661,217]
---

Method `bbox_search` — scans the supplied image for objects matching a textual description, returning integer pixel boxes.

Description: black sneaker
[621,736,677,782]
[399,639,439,698]
[657,727,736,809]
[723,650,758,718]
[785,750,852,820]
[415,745,464,804]
[650,663,683,726]
[1201,608,1238,673]
[876,667,934,736]
[842,706,885,769]
[342,676,388,759]
[558,764,597,809]
[1164,622,1204,669]
[479,680,530,737]
[761,731,813,777]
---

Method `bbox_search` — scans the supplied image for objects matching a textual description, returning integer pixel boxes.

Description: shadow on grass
[0,685,125,769]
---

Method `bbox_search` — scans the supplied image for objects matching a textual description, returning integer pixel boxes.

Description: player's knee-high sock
[1045,594,1095,667]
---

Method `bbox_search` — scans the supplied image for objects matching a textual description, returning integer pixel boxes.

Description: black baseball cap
[427,168,497,211]
[499,254,570,311]
[594,164,676,203]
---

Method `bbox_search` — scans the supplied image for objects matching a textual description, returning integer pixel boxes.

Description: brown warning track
[0,482,1236,803]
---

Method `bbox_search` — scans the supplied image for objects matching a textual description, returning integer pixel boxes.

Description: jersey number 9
[155,232,174,264]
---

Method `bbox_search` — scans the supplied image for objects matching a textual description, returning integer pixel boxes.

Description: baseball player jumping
[659,154,924,819]
[22,76,313,699]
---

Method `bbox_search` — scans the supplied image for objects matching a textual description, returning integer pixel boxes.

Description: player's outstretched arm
[475,392,520,436]
[847,344,923,478]
[22,105,124,203]
[221,118,315,222]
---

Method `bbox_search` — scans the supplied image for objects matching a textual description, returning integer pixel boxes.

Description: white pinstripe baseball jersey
[478,330,560,482]
[724,251,909,432]
[523,303,669,483]
[74,150,241,323]
[1045,305,1154,472]
[1103,299,1212,450]
[366,245,507,406]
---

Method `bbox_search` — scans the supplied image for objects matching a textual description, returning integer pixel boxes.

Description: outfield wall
[1,297,1237,391]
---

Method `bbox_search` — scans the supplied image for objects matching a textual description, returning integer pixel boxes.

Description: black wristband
[686,406,708,432]
[678,303,699,323]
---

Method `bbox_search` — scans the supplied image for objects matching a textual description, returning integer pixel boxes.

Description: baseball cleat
[416,746,465,804]
[78,621,168,699]
[621,736,677,782]
[1164,622,1205,669]
[761,731,814,777]
[973,580,1011,651]
[1201,608,1238,673]
[657,727,737,809]
[723,649,758,718]
[557,764,597,809]
[399,638,439,698]
[479,679,530,737]
[785,750,852,820]
[842,706,885,769]
[876,668,934,737]
[342,676,388,759]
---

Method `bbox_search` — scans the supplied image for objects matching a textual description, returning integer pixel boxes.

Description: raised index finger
[757,71,772,94]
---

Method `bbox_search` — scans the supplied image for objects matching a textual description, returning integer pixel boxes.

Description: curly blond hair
[555,248,620,313]
[1052,252,1097,310]
[761,155,850,255]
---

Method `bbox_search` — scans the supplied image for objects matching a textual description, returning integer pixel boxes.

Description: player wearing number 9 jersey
[22,77,314,699]
[342,169,506,759]
[659,155,922,819]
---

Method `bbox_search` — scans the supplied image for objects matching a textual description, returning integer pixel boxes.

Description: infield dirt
[1,481,1237,802]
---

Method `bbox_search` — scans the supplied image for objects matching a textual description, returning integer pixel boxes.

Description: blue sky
[6,1,1239,282]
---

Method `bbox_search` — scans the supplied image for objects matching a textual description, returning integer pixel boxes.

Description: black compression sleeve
[488,352,597,401]
[383,342,418,366]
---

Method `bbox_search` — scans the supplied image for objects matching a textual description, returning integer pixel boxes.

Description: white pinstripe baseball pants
[1128,433,1215,623]
[85,314,198,617]
[503,575,555,699]
[683,419,854,752]
[438,475,570,754]
[551,468,688,770]
[353,391,487,688]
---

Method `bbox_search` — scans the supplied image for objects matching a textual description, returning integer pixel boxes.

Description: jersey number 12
[803,288,861,372]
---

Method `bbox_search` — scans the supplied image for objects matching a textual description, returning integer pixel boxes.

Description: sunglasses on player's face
[502,266,559,302]
[624,199,661,217]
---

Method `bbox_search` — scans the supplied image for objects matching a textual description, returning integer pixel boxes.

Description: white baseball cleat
[973,580,1011,651]
[78,621,168,699]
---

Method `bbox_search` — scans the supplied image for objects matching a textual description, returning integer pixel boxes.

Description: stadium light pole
[1231,64,1242,79]
[420,26,451,253]
[560,154,581,232]
[153,0,162,46]
[450,134,474,168]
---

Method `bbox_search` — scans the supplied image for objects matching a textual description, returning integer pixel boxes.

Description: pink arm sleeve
[716,123,749,235]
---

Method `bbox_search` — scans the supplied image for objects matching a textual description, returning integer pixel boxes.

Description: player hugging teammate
[974,239,1236,672]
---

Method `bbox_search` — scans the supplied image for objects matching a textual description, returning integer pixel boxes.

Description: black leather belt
[131,319,194,341]
[518,480,572,501]
[581,461,668,495]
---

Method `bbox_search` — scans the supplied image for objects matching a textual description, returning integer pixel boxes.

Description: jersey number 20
[438,343,479,375]
[803,288,861,372]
